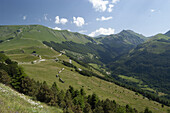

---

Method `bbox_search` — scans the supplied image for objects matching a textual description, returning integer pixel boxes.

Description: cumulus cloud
[73,17,85,27]
[150,9,155,13]
[23,16,27,20]
[89,0,120,12]
[96,16,112,21]
[55,16,68,25]
[112,0,120,4]
[89,0,109,12]
[107,4,114,12]
[60,18,68,24]
[53,27,61,30]
[89,28,115,37]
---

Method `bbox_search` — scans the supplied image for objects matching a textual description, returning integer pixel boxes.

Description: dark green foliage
[67,55,89,68]
[51,82,59,96]
[88,93,99,109]
[84,103,92,113]
[62,61,76,68]
[10,66,26,91]
[93,106,104,113]
[43,40,134,64]
[21,76,38,97]
[57,90,65,107]
[107,35,170,105]
[0,53,8,62]
[77,69,93,77]
[144,107,152,113]
[80,88,86,96]
[36,81,54,104]
[0,69,11,85]
[0,40,3,43]
[0,53,26,91]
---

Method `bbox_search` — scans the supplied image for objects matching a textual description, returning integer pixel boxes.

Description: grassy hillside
[0,25,96,44]
[97,30,146,45]
[1,25,170,112]
[0,83,62,113]
[17,54,169,113]
[107,34,170,98]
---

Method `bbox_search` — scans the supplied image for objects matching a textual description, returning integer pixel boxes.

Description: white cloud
[53,27,61,30]
[89,27,115,37]
[23,16,27,20]
[150,9,155,13]
[55,16,68,25]
[79,30,87,33]
[60,18,68,24]
[55,16,60,24]
[73,17,85,27]
[89,0,109,12]
[96,16,112,21]
[107,4,114,12]
[112,0,120,4]
[44,14,48,21]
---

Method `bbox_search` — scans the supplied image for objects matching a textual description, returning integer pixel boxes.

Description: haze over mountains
[0,25,170,112]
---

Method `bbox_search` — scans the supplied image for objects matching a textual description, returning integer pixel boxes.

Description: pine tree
[36,81,53,104]
[0,69,11,85]
[84,103,92,113]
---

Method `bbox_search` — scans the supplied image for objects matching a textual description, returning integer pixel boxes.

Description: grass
[0,83,62,113]
[0,25,95,44]
[8,54,39,62]
[20,59,170,113]
[118,75,143,84]
[0,38,43,51]
[1,25,170,113]
[3,48,170,113]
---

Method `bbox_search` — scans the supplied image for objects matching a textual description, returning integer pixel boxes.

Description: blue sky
[1,0,170,37]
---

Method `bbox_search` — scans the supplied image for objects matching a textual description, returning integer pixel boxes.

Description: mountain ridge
[107,33,170,98]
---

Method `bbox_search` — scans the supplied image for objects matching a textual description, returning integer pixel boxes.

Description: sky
[1,0,170,37]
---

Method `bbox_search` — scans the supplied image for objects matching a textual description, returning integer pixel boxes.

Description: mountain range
[0,25,170,112]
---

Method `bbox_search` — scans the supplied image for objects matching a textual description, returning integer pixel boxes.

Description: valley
[0,25,170,113]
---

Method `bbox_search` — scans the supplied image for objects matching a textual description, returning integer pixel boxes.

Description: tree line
[0,53,154,113]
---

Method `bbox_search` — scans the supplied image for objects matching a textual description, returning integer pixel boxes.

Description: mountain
[94,34,107,38]
[0,25,170,112]
[97,30,146,45]
[165,30,170,37]
[0,25,96,45]
[0,51,169,113]
[0,25,146,65]
[43,30,146,64]
[107,33,170,98]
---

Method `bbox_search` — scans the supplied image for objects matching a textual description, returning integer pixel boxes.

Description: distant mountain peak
[120,30,134,33]
[164,30,170,37]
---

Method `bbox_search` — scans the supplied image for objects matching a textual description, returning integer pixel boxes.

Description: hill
[107,33,170,99]
[43,30,146,64]
[0,25,96,44]
[1,52,167,113]
[0,25,170,112]
[0,25,146,65]
[0,83,62,113]
[165,30,170,37]
[97,30,146,46]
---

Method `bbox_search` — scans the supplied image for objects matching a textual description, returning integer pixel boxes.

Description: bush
[0,69,11,85]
